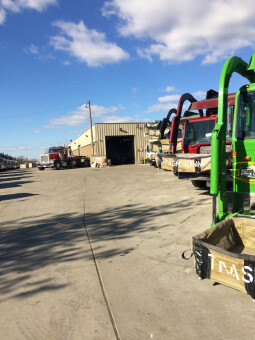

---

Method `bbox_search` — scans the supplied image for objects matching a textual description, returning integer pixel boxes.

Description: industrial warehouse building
[69,123,147,165]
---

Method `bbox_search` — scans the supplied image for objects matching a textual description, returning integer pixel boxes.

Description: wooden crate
[192,216,255,299]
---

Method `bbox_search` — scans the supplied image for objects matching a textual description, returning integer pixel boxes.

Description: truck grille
[41,155,49,163]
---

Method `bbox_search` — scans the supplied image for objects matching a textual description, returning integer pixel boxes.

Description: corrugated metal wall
[69,125,96,154]
[95,123,146,164]
[72,143,97,157]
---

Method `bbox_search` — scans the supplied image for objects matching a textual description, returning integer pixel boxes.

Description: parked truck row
[0,153,20,171]
[146,53,255,301]
[145,89,235,188]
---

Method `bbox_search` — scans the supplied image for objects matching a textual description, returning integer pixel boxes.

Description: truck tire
[67,159,72,168]
[55,160,61,170]
[191,180,207,189]
[84,159,90,167]
[38,167,45,171]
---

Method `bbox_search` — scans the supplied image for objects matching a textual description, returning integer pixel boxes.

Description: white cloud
[31,128,40,133]
[158,94,180,103]
[103,0,255,64]
[160,86,175,93]
[1,0,57,12]
[62,60,71,65]
[146,89,210,113]
[0,0,57,24]
[46,103,141,127]
[101,115,142,123]
[145,102,177,113]
[25,43,39,54]
[192,91,207,100]
[145,90,180,112]
[0,8,6,24]
[50,20,129,67]
[0,145,30,152]
[48,104,120,127]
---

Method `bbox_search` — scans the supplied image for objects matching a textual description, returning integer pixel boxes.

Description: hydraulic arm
[211,55,255,223]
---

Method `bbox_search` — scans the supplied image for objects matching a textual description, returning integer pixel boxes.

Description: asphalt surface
[1,165,255,340]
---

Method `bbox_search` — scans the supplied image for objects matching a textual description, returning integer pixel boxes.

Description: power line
[0,103,82,119]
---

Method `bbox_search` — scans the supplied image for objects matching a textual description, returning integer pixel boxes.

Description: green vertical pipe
[210,131,219,194]
[210,55,255,221]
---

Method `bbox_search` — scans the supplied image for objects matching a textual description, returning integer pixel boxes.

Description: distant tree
[16,156,26,164]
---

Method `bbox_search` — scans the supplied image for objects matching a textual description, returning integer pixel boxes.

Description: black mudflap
[193,242,211,280]
[244,259,255,299]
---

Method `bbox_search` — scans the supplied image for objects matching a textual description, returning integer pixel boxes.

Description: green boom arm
[210,55,255,222]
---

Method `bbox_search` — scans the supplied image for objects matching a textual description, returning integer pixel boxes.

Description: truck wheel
[173,169,178,176]
[192,180,207,189]
[55,161,61,170]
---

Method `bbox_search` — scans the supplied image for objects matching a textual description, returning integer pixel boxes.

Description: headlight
[240,168,255,178]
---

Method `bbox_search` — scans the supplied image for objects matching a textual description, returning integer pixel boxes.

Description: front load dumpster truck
[160,93,203,171]
[176,93,235,188]
[191,54,255,300]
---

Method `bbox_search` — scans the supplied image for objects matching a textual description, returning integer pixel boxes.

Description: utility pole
[88,100,94,156]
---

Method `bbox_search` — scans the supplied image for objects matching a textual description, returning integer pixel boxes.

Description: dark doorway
[106,135,135,165]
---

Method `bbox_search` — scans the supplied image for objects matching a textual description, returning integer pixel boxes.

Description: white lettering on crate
[208,253,253,283]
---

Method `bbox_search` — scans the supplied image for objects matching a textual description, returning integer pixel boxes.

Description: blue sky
[1,0,255,159]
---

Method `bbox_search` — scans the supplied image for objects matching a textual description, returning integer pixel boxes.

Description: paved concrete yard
[1,165,255,340]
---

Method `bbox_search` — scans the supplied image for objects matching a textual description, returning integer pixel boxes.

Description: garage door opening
[106,135,135,165]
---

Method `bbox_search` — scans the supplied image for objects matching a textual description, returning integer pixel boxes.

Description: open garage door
[106,135,135,165]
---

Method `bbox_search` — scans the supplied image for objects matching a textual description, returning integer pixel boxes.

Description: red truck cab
[182,115,219,154]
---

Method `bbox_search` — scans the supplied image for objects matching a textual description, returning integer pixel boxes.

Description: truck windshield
[178,129,182,139]
[49,148,60,153]
[184,119,216,145]
[236,90,255,139]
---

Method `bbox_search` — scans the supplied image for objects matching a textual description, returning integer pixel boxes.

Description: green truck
[192,54,255,300]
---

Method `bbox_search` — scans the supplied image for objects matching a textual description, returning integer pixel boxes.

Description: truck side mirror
[227,105,234,137]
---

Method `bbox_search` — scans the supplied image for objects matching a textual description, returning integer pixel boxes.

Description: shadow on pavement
[0,181,33,189]
[85,200,197,255]
[0,213,85,300]
[0,176,32,182]
[0,170,33,177]
[0,193,38,202]
[0,196,203,300]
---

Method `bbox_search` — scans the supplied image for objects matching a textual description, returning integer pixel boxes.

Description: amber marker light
[242,156,251,161]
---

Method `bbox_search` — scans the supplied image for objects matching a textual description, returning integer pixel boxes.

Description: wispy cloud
[192,91,207,100]
[144,102,177,114]
[24,44,55,63]
[103,0,255,64]
[25,44,39,54]
[0,8,6,24]
[62,60,71,65]
[159,86,175,93]
[31,128,40,134]
[46,104,137,127]
[0,0,57,24]
[144,89,207,113]
[100,115,141,123]
[158,94,180,103]
[50,20,129,67]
